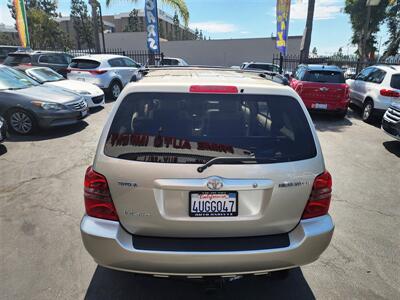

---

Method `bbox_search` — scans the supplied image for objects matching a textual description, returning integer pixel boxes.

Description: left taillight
[84,166,119,221]
[302,171,332,219]
[89,70,107,75]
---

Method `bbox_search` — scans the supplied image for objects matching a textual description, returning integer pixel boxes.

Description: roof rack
[139,66,290,86]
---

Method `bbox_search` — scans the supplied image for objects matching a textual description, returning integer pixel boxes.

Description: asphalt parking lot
[0,104,399,300]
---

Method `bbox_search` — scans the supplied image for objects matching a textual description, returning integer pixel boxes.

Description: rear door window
[390,74,400,89]
[3,54,32,65]
[69,59,100,69]
[104,93,317,164]
[365,68,386,84]
[304,70,345,83]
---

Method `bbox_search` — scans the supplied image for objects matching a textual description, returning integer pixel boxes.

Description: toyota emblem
[207,178,223,190]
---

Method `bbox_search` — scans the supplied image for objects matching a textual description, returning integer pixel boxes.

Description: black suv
[3,51,73,77]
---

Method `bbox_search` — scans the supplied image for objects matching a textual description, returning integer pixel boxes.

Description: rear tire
[362,99,375,123]
[108,80,122,101]
[7,109,37,135]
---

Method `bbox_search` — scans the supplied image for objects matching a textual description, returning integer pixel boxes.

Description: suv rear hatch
[95,90,323,237]
[67,59,104,82]
[299,70,348,106]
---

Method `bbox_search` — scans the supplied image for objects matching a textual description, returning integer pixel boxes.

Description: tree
[300,0,315,61]
[194,28,199,40]
[199,30,203,40]
[8,0,72,49]
[311,47,318,56]
[0,33,18,45]
[344,0,390,61]
[382,0,400,59]
[71,0,94,49]
[106,0,189,26]
[173,11,180,40]
[124,8,140,32]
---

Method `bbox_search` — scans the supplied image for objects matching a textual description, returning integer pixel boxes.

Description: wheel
[7,109,37,135]
[108,80,122,101]
[362,100,375,123]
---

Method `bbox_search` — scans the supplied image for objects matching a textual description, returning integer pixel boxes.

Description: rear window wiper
[197,155,279,173]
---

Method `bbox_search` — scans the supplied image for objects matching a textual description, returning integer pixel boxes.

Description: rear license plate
[312,103,328,109]
[189,191,238,217]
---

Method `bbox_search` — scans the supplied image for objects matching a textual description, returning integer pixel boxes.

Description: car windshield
[104,93,317,164]
[26,67,64,83]
[0,67,39,90]
[305,70,345,83]
[390,74,400,89]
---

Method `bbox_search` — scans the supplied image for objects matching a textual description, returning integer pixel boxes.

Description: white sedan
[20,66,105,108]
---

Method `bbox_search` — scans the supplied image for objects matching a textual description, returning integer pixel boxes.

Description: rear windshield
[390,74,400,89]
[0,47,18,59]
[304,70,345,83]
[104,93,317,164]
[69,59,100,69]
[3,54,31,65]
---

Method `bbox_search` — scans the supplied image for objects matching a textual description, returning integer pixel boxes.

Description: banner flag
[276,0,291,55]
[145,0,161,54]
[14,0,30,48]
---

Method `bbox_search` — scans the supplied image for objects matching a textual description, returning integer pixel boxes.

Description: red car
[289,65,350,118]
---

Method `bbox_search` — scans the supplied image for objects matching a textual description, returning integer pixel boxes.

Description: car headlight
[77,90,91,95]
[31,101,66,111]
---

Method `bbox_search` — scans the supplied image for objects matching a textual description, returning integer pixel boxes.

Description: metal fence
[272,53,400,74]
[45,48,164,66]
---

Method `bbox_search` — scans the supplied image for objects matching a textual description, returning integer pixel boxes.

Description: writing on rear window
[104,93,317,164]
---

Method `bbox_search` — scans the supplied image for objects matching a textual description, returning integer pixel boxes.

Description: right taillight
[302,171,332,219]
[84,166,119,221]
[380,89,400,97]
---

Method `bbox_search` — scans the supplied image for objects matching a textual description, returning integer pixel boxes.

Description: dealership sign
[276,0,291,55]
[145,0,161,54]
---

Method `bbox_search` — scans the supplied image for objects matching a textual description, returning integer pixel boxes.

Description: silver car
[67,54,142,100]
[81,68,334,278]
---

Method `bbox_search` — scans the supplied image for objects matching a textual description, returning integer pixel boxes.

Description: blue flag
[145,0,160,54]
[276,0,291,55]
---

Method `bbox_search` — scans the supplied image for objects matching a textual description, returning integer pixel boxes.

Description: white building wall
[103,32,302,66]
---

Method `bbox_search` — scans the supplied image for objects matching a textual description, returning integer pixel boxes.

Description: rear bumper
[305,99,349,112]
[81,214,334,276]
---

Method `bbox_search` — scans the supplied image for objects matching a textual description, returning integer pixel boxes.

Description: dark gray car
[0,65,88,135]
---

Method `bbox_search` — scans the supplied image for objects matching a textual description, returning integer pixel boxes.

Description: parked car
[382,102,400,141]
[346,65,400,122]
[0,45,27,63]
[343,67,356,79]
[18,66,105,108]
[67,55,141,100]
[160,57,189,66]
[0,116,7,143]
[241,62,281,73]
[289,64,349,118]
[81,67,334,278]
[0,65,88,135]
[3,51,73,77]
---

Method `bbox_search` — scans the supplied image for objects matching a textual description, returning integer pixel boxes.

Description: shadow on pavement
[6,121,88,142]
[383,141,400,157]
[0,144,7,156]
[85,266,315,300]
[89,106,105,114]
[311,112,353,133]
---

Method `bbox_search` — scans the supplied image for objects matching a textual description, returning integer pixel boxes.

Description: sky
[0,0,389,55]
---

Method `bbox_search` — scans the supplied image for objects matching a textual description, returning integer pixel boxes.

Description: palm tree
[300,0,315,62]
[106,0,189,26]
